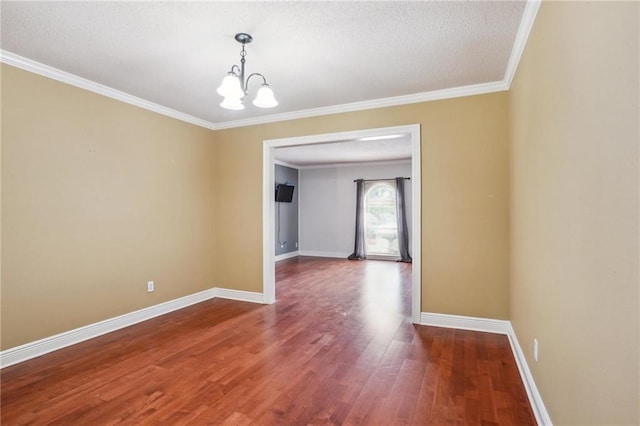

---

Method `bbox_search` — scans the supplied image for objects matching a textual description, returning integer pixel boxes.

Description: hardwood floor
[1,257,536,425]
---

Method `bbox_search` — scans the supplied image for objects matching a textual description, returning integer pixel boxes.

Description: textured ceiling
[1,1,527,127]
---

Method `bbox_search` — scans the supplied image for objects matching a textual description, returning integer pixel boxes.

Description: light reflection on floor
[361,260,405,336]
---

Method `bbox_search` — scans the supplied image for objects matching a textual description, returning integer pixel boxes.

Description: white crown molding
[213,288,265,304]
[0,49,505,133]
[214,80,508,130]
[0,288,217,368]
[503,0,542,88]
[1,0,539,131]
[0,50,218,131]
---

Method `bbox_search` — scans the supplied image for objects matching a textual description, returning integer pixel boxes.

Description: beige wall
[2,64,510,351]
[509,2,639,424]
[215,93,510,319]
[1,64,217,349]
[2,52,511,348]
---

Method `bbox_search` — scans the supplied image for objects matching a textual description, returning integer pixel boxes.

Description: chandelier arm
[229,64,241,76]
[244,73,269,92]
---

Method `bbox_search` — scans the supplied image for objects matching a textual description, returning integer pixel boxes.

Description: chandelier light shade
[253,84,278,108]
[220,96,245,110]
[217,33,278,110]
[216,73,244,99]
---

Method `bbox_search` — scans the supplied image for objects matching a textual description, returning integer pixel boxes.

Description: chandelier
[216,33,278,110]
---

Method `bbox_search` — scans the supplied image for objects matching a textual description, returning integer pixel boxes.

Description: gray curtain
[395,177,412,263]
[348,179,366,260]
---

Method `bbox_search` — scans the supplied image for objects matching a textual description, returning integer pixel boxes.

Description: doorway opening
[262,125,421,323]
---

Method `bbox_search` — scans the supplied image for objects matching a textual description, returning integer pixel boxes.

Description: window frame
[363,180,400,260]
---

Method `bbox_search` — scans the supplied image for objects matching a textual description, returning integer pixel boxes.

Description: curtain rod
[353,177,411,182]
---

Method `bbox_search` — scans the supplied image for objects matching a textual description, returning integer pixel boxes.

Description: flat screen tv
[275,184,295,202]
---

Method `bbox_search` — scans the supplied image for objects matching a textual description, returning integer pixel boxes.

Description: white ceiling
[275,136,412,167]
[0,1,529,130]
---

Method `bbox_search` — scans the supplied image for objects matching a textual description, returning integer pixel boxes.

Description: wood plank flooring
[1,257,536,425]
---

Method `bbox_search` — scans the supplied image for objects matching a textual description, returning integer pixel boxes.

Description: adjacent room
[1,1,638,425]
[270,133,415,293]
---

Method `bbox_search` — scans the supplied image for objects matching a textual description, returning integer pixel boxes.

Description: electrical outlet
[147,281,154,292]
[533,338,539,362]
[295,242,298,248]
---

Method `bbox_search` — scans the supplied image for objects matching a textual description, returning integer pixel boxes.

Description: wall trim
[264,124,422,322]
[0,295,551,425]
[420,312,552,425]
[1,0,540,133]
[506,323,554,426]
[0,287,266,369]
[0,51,509,131]
[216,81,507,130]
[213,288,265,304]
[298,250,350,259]
[0,50,217,131]
[0,51,506,132]
[503,0,542,88]
[0,288,217,369]
[275,251,300,261]
[420,312,511,335]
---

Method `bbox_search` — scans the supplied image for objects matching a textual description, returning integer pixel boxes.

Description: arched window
[364,182,399,256]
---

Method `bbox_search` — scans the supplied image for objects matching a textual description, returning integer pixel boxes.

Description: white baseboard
[420,312,552,425]
[274,251,299,261]
[298,250,349,259]
[420,312,511,334]
[0,286,266,369]
[506,323,553,426]
[213,287,265,304]
[0,288,217,369]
